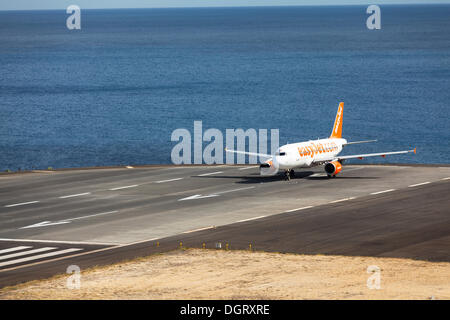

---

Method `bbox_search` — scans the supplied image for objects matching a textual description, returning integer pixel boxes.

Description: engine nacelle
[324,161,342,176]
[260,159,279,176]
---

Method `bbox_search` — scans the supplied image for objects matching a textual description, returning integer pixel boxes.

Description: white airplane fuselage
[261,138,347,175]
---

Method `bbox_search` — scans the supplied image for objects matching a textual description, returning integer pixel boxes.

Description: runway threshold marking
[370,189,396,195]
[0,238,116,246]
[109,185,139,191]
[408,182,431,188]
[4,201,40,208]
[284,206,314,213]
[0,248,82,268]
[155,178,183,183]
[59,192,91,199]
[20,210,119,229]
[0,246,32,255]
[0,247,57,261]
[197,171,224,177]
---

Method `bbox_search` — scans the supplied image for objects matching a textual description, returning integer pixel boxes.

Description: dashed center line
[197,171,224,177]
[441,177,450,180]
[238,167,255,170]
[330,197,356,203]
[408,182,431,188]
[370,189,395,195]
[109,185,139,191]
[155,178,183,183]
[4,201,40,208]
[59,192,91,199]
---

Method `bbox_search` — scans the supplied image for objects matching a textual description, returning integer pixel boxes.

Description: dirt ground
[1,249,449,300]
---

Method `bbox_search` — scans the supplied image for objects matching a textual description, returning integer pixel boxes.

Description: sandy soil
[1,249,449,300]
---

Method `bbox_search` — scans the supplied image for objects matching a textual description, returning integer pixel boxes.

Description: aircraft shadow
[194,171,316,184]
[195,171,378,183]
[307,176,378,180]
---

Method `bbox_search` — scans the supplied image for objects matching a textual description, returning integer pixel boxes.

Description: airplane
[226,102,416,180]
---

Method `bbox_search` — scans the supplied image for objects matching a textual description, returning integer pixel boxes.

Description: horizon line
[0,2,448,12]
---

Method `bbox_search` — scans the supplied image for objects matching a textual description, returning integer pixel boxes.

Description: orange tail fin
[330,102,344,139]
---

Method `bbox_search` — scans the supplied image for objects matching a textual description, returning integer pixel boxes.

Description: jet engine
[324,161,342,177]
[260,158,279,176]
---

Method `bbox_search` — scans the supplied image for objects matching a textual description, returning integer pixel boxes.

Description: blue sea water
[0,5,449,170]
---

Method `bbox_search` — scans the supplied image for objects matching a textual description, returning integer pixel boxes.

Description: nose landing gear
[284,169,295,181]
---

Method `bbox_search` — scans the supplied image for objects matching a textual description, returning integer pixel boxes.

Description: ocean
[0,5,449,170]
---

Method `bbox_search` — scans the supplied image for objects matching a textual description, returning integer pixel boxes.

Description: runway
[0,164,449,287]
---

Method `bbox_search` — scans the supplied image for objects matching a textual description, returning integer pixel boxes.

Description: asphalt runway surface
[0,164,449,287]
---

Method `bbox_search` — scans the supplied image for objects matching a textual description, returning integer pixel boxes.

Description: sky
[1,0,449,11]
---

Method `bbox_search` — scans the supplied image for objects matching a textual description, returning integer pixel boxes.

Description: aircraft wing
[224,148,273,159]
[333,148,416,161]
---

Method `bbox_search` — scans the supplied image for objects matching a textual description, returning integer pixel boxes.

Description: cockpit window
[276,152,286,156]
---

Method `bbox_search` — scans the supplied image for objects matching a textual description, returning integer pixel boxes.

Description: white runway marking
[236,215,266,223]
[179,186,255,201]
[197,171,223,177]
[0,248,82,268]
[0,238,116,246]
[214,186,255,195]
[4,201,39,208]
[109,185,139,191]
[155,178,183,183]
[408,182,431,188]
[238,167,255,170]
[370,189,395,195]
[178,194,218,201]
[59,192,91,199]
[182,226,215,234]
[0,246,32,255]
[20,211,119,229]
[0,247,56,261]
[285,206,314,213]
[441,177,450,180]
[66,210,119,222]
[330,197,356,203]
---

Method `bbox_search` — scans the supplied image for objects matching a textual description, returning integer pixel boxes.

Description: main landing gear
[284,169,295,181]
[327,174,336,179]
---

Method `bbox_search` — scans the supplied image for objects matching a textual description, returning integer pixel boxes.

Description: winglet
[413,147,416,154]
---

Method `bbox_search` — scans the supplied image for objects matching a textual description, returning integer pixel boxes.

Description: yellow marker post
[156,241,159,247]
[202,243,206,249]
[249,244,252,251]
